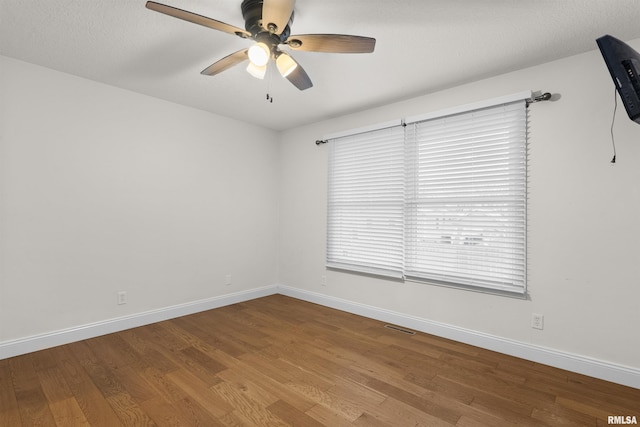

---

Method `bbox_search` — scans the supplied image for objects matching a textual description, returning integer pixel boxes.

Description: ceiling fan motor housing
[241,0,292,42]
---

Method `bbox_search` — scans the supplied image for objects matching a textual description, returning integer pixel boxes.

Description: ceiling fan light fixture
[246,62,267,79]
[276,52,297,77]
[247,42,270,67]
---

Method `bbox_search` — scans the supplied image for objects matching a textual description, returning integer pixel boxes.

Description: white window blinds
[404,100,527,294]
[327,126,405,278]
[326,96,528,296]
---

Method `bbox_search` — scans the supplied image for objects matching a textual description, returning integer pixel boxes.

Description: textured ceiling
[2,0,640,131]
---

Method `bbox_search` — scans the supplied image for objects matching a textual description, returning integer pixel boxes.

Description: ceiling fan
[145,0,376,90]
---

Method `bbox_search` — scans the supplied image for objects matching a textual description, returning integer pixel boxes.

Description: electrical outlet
[531,313,544,330]
[117,291,127,305]
[321,275,327,286]
[225,274,232,286]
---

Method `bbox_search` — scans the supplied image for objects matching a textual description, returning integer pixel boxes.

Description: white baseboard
[276,285,640,390]
[0,285,278,360]
[2,283,638,390]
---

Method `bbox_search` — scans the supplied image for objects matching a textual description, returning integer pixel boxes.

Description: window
[327,97,528,296]
[327,126,405,278]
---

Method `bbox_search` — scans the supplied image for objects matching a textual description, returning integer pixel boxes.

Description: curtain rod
[316,90,552,145]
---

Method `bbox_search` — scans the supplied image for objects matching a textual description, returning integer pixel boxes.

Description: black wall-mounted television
[596,34,640,124]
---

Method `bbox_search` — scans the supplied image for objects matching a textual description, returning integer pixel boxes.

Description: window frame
[325,91,530,297]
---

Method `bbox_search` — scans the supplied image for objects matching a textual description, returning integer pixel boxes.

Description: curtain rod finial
[526,92,552,106]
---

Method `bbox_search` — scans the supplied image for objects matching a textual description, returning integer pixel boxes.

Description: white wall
[0,56,280,343]
[278,40,640,372]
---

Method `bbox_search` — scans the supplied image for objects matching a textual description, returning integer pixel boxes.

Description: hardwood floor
[1,295,638,426]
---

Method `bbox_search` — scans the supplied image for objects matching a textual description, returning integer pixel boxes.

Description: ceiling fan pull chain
[265,63,274,103]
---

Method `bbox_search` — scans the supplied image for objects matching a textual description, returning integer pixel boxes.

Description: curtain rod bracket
[315,139,328,146]
[526,92,552,107]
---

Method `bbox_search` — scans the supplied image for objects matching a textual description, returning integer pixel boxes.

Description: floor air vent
[384,324,416,335]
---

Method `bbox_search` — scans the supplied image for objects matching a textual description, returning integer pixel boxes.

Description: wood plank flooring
[1,294,638,426]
